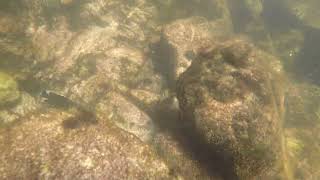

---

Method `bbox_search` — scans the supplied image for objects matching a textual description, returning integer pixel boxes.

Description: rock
[153,131,223,180]
[19,0,165,143]
[0,109,172,179]
[0,13,26,35]
[154,0,231,22]
[0,72,20,106]
[160,16,232,84]
[30,28,163,140]
[0,92,40,125]
[176,38,285,179]
[0,12,34,79]
[96,92,155,142]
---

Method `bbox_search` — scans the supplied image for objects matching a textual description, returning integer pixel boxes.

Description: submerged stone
[160,16,232,84]
[176,38,285,179]
[97,92,155,143]
[0,109,172,179]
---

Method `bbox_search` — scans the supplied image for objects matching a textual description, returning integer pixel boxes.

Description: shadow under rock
[146,34,238,179]
[152,101,238,180]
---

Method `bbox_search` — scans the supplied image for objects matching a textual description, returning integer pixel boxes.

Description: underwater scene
[0,0,319,179]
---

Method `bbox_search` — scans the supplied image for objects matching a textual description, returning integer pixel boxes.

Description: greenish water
[0,0,319,179]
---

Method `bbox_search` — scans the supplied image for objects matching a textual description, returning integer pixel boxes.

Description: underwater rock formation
[0,72,20,106]
[160,16,232,83]
[176,38,285,179]
[154,0,231,23]
[0,92,40,125]
[10,0,165,142]
[2,0,319,179]
[0,109,172,179]
[96,92,155,143]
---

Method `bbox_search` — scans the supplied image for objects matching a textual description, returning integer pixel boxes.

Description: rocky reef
[176,38,285,179]
[0,109,172,179]
[0,0,319,179]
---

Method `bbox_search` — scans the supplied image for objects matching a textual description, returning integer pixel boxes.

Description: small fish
[40,90,74,109]
[40,90,97,124]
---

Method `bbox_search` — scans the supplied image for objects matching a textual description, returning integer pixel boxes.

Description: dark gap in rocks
[152,100,238,180]
[149,36,176,90]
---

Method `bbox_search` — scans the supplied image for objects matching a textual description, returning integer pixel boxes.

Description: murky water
[0,0,319,179]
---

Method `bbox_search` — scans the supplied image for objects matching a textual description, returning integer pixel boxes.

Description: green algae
[0,72,20,106]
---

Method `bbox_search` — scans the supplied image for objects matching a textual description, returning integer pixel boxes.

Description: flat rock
[0,109,172,179]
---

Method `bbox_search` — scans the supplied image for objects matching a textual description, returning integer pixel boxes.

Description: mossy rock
[176,38,284,179]
[0,72,20,106]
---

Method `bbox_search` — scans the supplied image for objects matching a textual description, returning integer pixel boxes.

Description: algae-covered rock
[96,92,155,143]
[24,0,165,143]
[160,16,232,84]
[0,92,40,125]
[176,38,285,179]
[0,109,172,179]
[0,72,20,106]
[154,0,231,22]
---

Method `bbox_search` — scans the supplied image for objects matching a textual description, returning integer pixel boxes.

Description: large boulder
[0,109,172,179]
[176,38,285,179]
